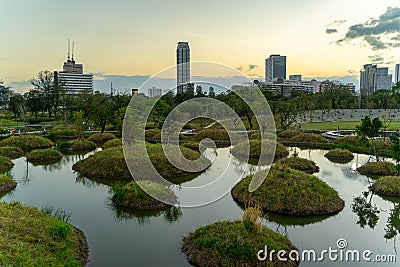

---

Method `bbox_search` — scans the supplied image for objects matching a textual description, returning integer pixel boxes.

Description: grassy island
[103,138,122,149]
[232,165,344,216]
[276,157,319,174]
[325,148,354,163]
[0,146,24,159]
[0,174,17,194]
[371,176,400,197]
[111,181,176,209]
[182,208,299,267]
[232,140,288,160]
[0,156,14,173]
[0,135,54,151]
[87,133,117,145]
[290,133,328,144]
[357,162,397,177]
[58,139,97,153]
[0,201,88,266]
[27,149,63,164]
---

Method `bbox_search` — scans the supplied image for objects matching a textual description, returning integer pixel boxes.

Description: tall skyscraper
[177,42,190,93]
[360,64,392,96]
[54,40,93,94]
[265,54,286,83]
[395,64,400,84]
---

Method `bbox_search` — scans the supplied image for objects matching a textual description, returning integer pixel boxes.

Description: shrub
[290,133,328,144]
[87,133,116,144]
[0,146,23,159]
[0,135,53,151]
[0,156,14,173]
[357,161,397,177]
[371,176,400,197]
[242,207,263,232]
[27,149,63,163]
[276,157,319,174]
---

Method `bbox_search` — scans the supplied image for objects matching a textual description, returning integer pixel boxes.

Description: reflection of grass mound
[278,129,301,139]
[0,201,88,266]
[0,174,17,194]
[0,146,23,159]
[372,176,400,197]
[232,140,288,159]
[0,156,14,173]
[276,157,319,174]
[111,181,176,209]
[104,138,122,149]
[357,162,397,177]
[72,144,210,182]
[87,133,116,144]
[27,149,63,163]
[0,135,54,151]
[325,149,354,163]
[290,133,328,144]
[58,139,96,153]
[232,165,344,215]
[182,220,299,267]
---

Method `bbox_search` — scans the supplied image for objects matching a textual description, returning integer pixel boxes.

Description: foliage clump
[103,138,122,149]
[87,133,116,145]
[276,157,319,174]
[371,176,400,197]
[357,162,397,177]
[0,146,24,159]
[27,149,63,163]
[58,139,96,153]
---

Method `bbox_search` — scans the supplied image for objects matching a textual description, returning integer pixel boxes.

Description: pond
[2,147,399,266]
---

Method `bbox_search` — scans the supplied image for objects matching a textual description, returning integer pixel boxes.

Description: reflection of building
[54,40,93,94]
[148,86,162,98]
[360,64,392,96]
[265,54,286,83]
[177,42,190,93]
[395,64,400,84]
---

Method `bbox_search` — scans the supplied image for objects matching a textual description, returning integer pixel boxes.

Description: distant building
[177,42,190,93]
[132,88,139,96]
[148,86,162,98]
[360,64,392,96]
[395,64,400,84]
[265,54,286,83]
[54,40,93,94]
[289,75,302,82]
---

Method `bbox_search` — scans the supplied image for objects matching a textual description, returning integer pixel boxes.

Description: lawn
[300,121,400,131]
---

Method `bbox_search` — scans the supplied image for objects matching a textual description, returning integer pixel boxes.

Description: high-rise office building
[395,64,400,84]
[265,54,286,83]
[54,40,93,94]
[360,64,392,96]
[289,75,302,82]
[177,42,190,93]
[148,86,162,98]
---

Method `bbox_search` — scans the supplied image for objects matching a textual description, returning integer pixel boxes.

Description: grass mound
[182,220,299,267]
[278,129,301,139]
[248,131,276,140]
[0,201,88,266]
[103,138,122,149]
[276,157,319,174]
[181,142,206,153]
[192,128,231,144]
[232,164,344,215]
[290,133,328,144]
[232,140,288,160]
[72,144,210,182]
[27,149,63,163]
[0,174,17,194]
[47,126,78,139]
[325,149,354,163]
[0,146,24,159]
[371,176,400,197]
[111,181,176,209]
[333,136,364,146]
[0,156,14,173]
[58,139,96,153]
[0,135,54,151]
[87,133,116,144]
[357,162,397,177]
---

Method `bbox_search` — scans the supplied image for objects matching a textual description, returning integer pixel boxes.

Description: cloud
[247,64,257,71]
[236,64,257,73]
[326,28,338,34]
[336,7,400,50]
[368,54,385,64]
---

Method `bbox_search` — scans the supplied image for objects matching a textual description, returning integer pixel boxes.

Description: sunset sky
[1,0,400,92]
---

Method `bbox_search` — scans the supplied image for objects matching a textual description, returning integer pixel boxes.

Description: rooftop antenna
[67,39,70,60]
[72,40,75,61]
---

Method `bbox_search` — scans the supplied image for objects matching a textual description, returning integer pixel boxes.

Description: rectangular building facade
[265,54,286,83]
[177,42,190,93]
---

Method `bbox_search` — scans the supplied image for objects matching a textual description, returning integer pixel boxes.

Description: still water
[2,147,399,266]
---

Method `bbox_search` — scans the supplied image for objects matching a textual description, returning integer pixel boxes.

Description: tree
[0,79,11,110]
[31,71,55,117]
[356,117,383,161]
[85,92,114,133]
[8,92,25,120]
[24,89,44,119]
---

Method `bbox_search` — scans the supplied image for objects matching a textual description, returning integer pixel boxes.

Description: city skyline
[1,0,400,93]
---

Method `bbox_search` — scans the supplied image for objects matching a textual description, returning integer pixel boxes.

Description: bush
[232,164,344,215]
[371,176,400,197]
[0,156,14,173]
[290,133,328,144]
[0,146,24,159]
[87,133,116,144]
[276,157,319,174]
[58,139,96,153]
[357,161,397,177]
[0,135,53,151]
[27,149,63,163]
[103,138,122,149]
[325,148,354,163]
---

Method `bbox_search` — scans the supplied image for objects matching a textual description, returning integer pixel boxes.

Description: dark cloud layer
[335,7,400,50]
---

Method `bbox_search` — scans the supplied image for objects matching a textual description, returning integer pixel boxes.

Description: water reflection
[351,191,381,229]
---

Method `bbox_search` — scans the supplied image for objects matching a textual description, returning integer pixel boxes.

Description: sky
[1,0,400,93]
